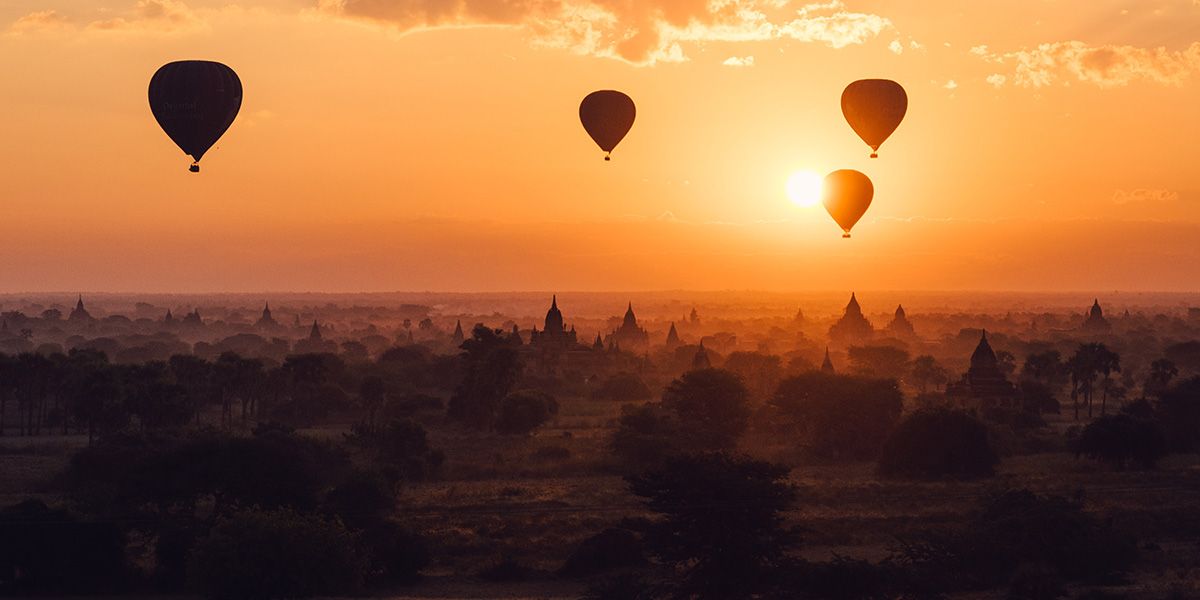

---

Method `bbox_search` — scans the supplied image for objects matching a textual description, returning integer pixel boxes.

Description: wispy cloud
[980,40,1200,88]
[7,0,204,34]
[722,55,755,67]
[1111,188,1182,205]
[318,0,894,65]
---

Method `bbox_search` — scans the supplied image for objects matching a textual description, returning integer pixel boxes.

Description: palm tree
[1093,345,1121,416]
[1146,358,1178,397]
[1067,345,1099,420]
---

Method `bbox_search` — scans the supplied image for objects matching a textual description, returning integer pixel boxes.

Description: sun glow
[786,170,823,208]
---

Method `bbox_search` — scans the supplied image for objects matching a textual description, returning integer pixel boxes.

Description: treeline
[2,424,437,596]
[0,345,461,439]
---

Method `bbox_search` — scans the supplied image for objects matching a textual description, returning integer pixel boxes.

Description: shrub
[0,500,129,595]
[610,403,679,469]
[345,419,444,480]
[592,372,653,402]
[357,520,429,585]
[560,528,646,577]
[899,490,1138,591]
[190,508,365,600]
[531,445,572,461]
[1073,414,1167,469]
[879,408,998,480]
[495,389,559,434]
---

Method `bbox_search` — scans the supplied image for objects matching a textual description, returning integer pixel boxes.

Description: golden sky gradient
[1,0,1198,292]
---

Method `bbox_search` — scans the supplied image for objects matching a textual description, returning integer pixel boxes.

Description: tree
[1158,376,1200,452]
[122,361,191,431]
[878,408,997,479]
[1074,414,1166,469]
[910,355,949,393]
[447,325,522,430]
[1066,343,1119,419]
[190,508,365,600]
[628,453,797,600]
[1021,350,1067,390]
[1145,358,1178,398]
[359,376,386,433]
[847,345,911,381]
[591,372,653,402]
[169,354,213,425]
[768,372,903,461]
[722,352,783,403]
[345,419,444,480]
[213,353,265,428]
[660,368,750,451]
[495,390,559,435]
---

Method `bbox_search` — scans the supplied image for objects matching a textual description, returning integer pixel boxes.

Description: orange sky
[1,0,1198,292]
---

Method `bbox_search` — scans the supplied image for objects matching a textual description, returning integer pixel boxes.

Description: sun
[786,170,824,208]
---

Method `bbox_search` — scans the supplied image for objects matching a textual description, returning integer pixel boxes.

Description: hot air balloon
[579,90,635,161]
[149,61,242,173]
[822,170,873,238]
[841,79,906,158]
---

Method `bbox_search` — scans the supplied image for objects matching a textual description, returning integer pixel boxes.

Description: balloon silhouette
[841,79,907,158]
[149,61,243,173]
[822,170,873,238]
[579,90,635,161]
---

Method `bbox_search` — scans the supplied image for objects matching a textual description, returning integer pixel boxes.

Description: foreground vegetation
[1,325,1199,599]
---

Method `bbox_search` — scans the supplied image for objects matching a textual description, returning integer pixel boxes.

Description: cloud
[888,39,901,54]
[981,40,1200,88]
[8,0,203,35]
[985,73,1006,87]
[943,79,957,89]
[87,0,202,32]
[7,10,73,33]
[1111,189,1182,205]
[722,55,754,67]
[319,0,894,65]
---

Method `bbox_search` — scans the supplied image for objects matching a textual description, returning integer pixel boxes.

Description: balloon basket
[189,163,200,173]
[869,153,878,158]
[842,233,851,239]
[604,154,611,162]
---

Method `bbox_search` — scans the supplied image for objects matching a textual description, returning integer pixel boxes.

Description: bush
[769,372,903,461]
[878,408,998,480]
[610,403,680,470]
[560,528,646,577]
[592,372,653,402]
[0,500,129,595]
[531,445,572,461]
[357,520,430,585]
[344,419,444,480]
[1074,414,1167,469]
[899,490,1138,591]
[190,508,365,600]
[495,389,559,434]
[477,558,538,582]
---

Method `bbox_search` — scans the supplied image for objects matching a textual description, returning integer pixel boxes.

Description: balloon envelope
[579,90,635,160]
[822,170,873,238]
[841,79,906,158]
[149,61,242,171]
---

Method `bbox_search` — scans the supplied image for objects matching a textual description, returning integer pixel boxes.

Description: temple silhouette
[828,293,873,344]
[946,330,1018,410]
